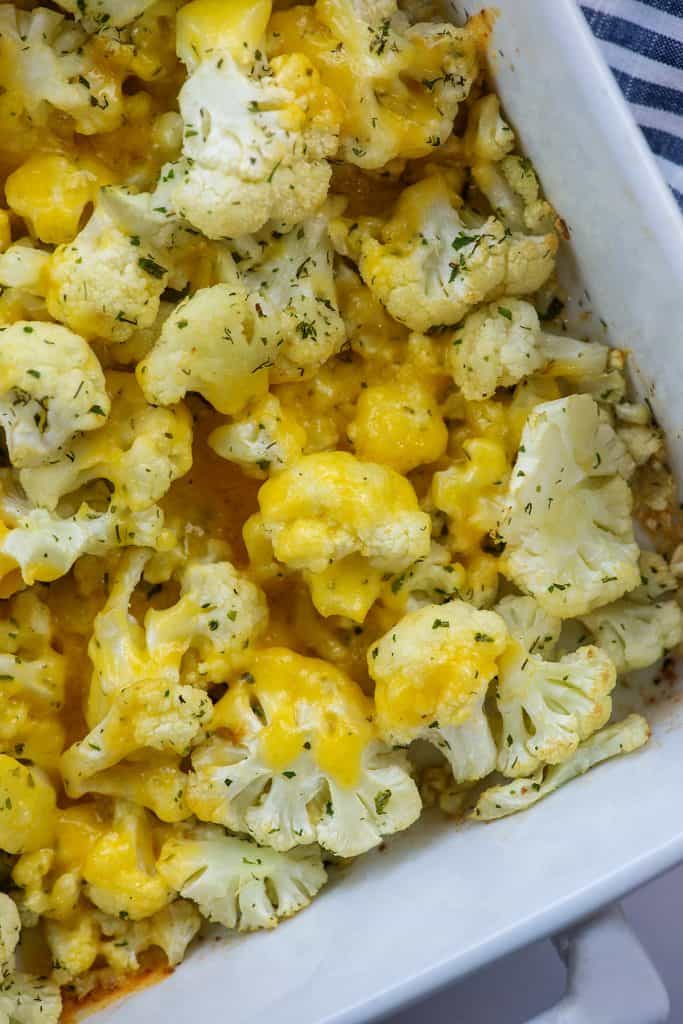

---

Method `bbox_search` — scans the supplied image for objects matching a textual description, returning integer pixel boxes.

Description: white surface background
[388,863,683,1023]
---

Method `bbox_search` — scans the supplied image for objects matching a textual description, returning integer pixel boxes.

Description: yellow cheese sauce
[210,648,374,788]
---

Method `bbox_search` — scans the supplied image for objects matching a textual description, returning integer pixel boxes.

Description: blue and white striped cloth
[581,0,683,208]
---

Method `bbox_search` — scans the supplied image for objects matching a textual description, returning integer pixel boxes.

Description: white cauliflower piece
[0,590,66,709]
[617,422,665,468]
[495,595,616,777]
[245,451,431,577]
[473,714,649,821]
[579,600,682,675]
[0,493,169,586]
[368,601,508,782]
[494,594,561,657]
[473,155,556,235]
[46,202,169,343]
[137,282,277,415]
[0,321,109,469]
[0,894,61,1024]
[0,894,20,968]
[0,5,126,134]
[170,44,341,238]
[500,395,640,617]
[464,94,516,163]
[61,678,212,798]
[448,299,609,401]
[12,843,80,925]
[0,241,50,298]
[20,372,192,512]
[157,824,327,931]
[209,395,306,479]
[187,648,421,857]
[145,560,269,685]
[577,552,683,674]
[269,0,480,168]
[46,901,200,991]
[55,0,157,29]
[448,299,545,400]
[239,207,346,381]
[635,551,679,600]
[382,543,467,613]
[334,174,558,332]
[87,549,267,719]
[78,755,191,825]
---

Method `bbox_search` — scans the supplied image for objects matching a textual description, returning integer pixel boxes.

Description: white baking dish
[96,2,683,1022]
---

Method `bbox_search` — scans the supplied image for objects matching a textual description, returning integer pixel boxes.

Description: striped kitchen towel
[581,0,683,208]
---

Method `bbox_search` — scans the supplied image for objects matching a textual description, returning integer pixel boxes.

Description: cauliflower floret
[448,300,545,401]
[187,648,421,857]
[0,970,62,1024]
[55,0,157,29]
[617,421,665,468]
[81,756,192,824]
[13,845,81,926]
[634,550,679,600]
[169,29,342,238]
[87,550,267,723]
[0,591,66,718]
[157,824,327,931]
[333,174,558,332]
[0,5,126,135]
[0,321,109,469]
[46,900,200,992]
[61,679,212,799]
[0,894,20,967]
[209,395,307,480]
[579,599,683,675]
[336,262,409,362]
[577,552,683,674]
[20,372,192,512]
[347,378,448,474]
[473,155,556,235]
[269,0,480,168]
[245,451,430,619]
[473,714,649,821]
[0,594,68,770]
[12,801,125,926]
[238,206,346,381]
[145,561,268,685]
[81,801,171,921]
[137,283,277,415]
[464,94,516,164]
[494,595,616,778]
[0,493,170,586]
[381,543,467,613]
[246,451,431,575]
[494,594,561,656]
[0,893,61,1024]
[499,395,640,617]
[0,755,57,853]
[46,203,169,344]
[368,601,508,782]
[0,240,50,298]
[447,299,609,401]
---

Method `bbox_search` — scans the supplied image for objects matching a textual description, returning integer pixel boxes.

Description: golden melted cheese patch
[210,648,375,788]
